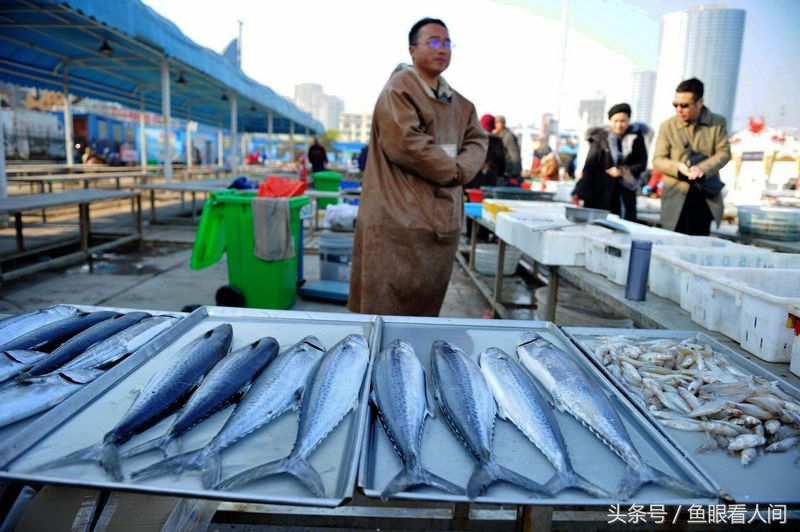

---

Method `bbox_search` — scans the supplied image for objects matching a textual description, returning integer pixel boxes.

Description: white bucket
[319,233,354,282]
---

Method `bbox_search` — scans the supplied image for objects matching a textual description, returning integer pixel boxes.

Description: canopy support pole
[139,89,147,171]
[186,113,193,176]
[62,64,74,167]
[304,126,310,156]
[0,119,6,201]
[267,111,273,162]
[289,122,295,160]
[230,94,238,172]
[217,129,223,167]
[161,58,173,182]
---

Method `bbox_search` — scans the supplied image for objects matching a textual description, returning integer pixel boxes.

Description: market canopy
[0,0,324,135]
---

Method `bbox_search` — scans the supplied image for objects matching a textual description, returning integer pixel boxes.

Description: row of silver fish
[371,333,711,501]
[592,335,800,467]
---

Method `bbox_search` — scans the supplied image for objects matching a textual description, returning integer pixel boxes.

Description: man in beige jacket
[653,78,730,235]
[348,17,488,316]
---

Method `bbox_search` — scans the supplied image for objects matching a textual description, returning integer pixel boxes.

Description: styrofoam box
[790,304,800,377]
[584,231,748,285]
[495,211,571,249]
[481,199,565,222]
[686,268,800,362]
[652,247,800,304]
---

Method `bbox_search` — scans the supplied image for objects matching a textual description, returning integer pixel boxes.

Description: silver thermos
[625,240,652,301]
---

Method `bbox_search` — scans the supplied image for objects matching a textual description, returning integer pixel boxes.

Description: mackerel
[479,347,612,498]
[218,334,369,497]
[0,368,105,428]
[0,305,78,346]
[123,336,279,459]
[517,331,715,499]
[0,311,120,352]
[22,312,151,377]
[131,336,325,488]
[35,324,233,481]
[0,350,50,384]
[372,339,462,500]
[430,340,550,499]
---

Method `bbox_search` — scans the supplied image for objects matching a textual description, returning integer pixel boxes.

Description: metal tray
[0,305,187,456]
[358,317,717,506]
[564,328,800,504]
[0,306,380,508]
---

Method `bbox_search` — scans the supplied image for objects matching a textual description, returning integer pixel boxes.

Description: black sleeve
[625,134,647,176]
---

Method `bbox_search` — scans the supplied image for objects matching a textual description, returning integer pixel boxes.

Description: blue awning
[0,0,324,135]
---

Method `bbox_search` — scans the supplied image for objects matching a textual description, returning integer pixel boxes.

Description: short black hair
[409,17,447,46]
[675,78,704,101]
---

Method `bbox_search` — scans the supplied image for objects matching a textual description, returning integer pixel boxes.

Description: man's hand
[605,167,621,178]
[687,165,705,181]
[571,194,582,207]
[678,162,691,177]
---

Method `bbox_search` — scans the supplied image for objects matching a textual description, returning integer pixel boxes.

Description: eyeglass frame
[672,101,695,109]
[414,38,454,50]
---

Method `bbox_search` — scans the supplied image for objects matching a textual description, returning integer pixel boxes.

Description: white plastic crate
[480,199,564,222]
[583,231,744,285]
[790,304,800,377]
[650,246,800,304]
[494,211,569,249]
[686,268,800,362]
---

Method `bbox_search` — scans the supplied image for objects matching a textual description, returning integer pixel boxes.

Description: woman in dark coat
[572,103,647,221]
[467,114,505,189]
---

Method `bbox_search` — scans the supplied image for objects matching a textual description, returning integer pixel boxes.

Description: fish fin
[217,455,326,497]
[423,367,436,420]
[695,432,719,454]
[618,463,716,500]
[4,350,47,364]
[100,441,124,481]
[466,459,551,499]
[495,400,511,422]
[119,435,163,459]
[200,450,223,489]
[544,469,614,499]
[130,449,203,482]
[163,437,182,457]
[33,442,104,473]
[380,464,463,501]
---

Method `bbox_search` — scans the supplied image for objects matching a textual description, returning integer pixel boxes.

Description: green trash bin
[191,190,309,309]
[312,171,343,211]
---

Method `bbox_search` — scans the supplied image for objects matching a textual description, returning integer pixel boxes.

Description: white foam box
[495,211,571,250]
[584,232,747,285]
[651,246,800,304]
[790,304,800,377]
[481,199,565,222]
[686,268,800,362]
[519,223,612,266]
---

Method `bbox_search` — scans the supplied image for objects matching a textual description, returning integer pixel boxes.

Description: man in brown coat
[348,17,488,316]
[653,78,730,235]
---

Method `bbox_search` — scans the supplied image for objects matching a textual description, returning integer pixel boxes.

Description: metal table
[136,179,232,222]
[0,189,142,283]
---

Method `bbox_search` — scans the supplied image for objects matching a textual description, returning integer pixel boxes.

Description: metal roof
[0,0,324,135]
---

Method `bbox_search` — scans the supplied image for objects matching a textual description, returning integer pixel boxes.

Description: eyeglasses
[672,102,693,109]
[416,39,453,50]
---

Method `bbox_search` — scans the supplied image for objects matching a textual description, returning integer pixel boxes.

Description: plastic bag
[257,176,307,197]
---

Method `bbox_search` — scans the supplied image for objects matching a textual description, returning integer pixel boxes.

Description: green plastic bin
[312,171,343,211]
[191,190,309,309]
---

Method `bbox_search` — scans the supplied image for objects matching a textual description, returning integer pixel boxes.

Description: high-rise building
[631,71,656,127]
[578,97,606,129]
[339,112,372,144]
[293,83,343,132]
[651,6,745,131]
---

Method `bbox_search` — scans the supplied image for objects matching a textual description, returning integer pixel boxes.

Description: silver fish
[0,311,119,352]
[0,350,50,384]
[766,436,800,453]
[430,341,549,499]
[56,316,178,373]
[517,331,714,499]
[218,334,369,497]
[35,324,233,481]
[130,336,325,488]
[372,339,462,500]
[0,305,78,346]
[0,368,105,428]
[740,447,757,467]
[479,347,611,498]
[122,336,279,459]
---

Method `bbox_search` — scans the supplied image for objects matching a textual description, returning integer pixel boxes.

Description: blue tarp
[0,0,324,135]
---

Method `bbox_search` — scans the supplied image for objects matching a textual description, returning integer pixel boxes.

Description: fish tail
[217,455,326,497]
[380,464,463,501]
[618,463,716,500]
[161,498,219,532]
[33,442,104,473]
[466,459,551,499]
[119,436,163,459]
[544,469,614,499]
[130,450,204,482]
[100,442,124,481]
[199,450,223,489]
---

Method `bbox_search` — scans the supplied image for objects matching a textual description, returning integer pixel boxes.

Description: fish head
[300,335,326,352]
[517,330,544,348]
[343,334,369,350]
[59,368,105,384]
[478,346,508,368]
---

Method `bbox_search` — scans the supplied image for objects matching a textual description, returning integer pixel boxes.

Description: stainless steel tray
[358,317,717,506]
[0,306,380,508]
[0,305,187,457]
[564,328,800,504]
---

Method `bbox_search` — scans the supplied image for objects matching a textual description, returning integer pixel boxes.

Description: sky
[142,0,800,133]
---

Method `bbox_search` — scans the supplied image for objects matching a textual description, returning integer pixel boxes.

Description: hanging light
[98,39,113,55]
[221,93,229,101]
[249,105,256,112]
[176,73,187,85]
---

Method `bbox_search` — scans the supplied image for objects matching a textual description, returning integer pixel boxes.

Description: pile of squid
[592,336,800,467]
